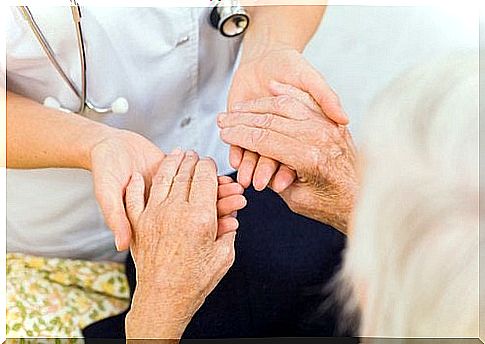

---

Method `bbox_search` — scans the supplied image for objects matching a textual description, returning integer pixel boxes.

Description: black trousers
[83,175,352,339]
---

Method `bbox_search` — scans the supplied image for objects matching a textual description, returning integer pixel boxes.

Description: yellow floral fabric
[7,253,130,338]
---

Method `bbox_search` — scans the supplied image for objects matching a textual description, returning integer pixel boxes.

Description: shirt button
[180,116,192,128]
[176,36,190,47]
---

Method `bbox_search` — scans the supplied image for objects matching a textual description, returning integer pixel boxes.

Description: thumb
[298,63,349,125]
[215,231,237,271]
[95,181,132,252]
[125,172,146,228]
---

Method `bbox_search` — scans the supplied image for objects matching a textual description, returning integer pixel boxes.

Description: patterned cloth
[6,253,130,338]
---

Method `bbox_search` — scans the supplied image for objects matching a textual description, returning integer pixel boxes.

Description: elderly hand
[220,82,357,234]
[90,130,246,251]
[227,44,348,193]
[124,150,238,339]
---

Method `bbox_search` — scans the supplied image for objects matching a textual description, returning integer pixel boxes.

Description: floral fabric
[6,253,130,338]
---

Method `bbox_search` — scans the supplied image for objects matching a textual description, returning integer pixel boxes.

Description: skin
[219,82,358,234]
[7,5,344,249]
[125,151,236,341]
[228,5,349,193]
[7,93,246,249]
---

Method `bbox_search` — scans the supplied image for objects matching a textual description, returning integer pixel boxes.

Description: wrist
[241,27,301,65]
[126,288,193,339]
[80,124,120,171]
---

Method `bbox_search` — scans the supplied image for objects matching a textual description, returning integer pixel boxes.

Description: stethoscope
[17,1,250,115]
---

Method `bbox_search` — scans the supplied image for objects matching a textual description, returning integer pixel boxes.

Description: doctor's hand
[220,83,357,235]
[90,130,247,252]
[227,43,348,193]
[125,152,236,339]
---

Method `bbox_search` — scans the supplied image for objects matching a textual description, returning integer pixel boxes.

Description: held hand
[124,151,237,339]
[228,44,348,193]
[219,82,357,234]
[90,130,246,251]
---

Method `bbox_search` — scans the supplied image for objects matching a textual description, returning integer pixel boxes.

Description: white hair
[338,51,479,339]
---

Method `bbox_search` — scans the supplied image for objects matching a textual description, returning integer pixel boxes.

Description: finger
[95,184,131,252]
[289,63,348,125]
[148,149,185,207]
[230,145,244,169]
[218,175,234,185]
[269,80,321,113]
[219,112,319,140]
[171,150,199,201]
[253,157,279,191]
[190,158,218,207]
[125,172,146,227]
[217,194,247,217]
[217,217,239,237]
[219,111,339,151]
[237,150,259,189]
[220,126,313,171]
[228,95,313,121]
[271,165,297,193]
[214,231,237,270]
[218,182,244,198]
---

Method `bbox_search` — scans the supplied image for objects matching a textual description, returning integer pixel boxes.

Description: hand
[90,129,165,251]
[125,151,237,339]
[90,129,246,251]
[227,43,348,193]
[219,82,357,234]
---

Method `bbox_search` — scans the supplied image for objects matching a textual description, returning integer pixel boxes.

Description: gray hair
[339,51,479,339]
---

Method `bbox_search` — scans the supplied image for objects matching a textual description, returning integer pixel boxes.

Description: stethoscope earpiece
[43,96,129,115]
[110,97,129,114]
[22,3,246,116]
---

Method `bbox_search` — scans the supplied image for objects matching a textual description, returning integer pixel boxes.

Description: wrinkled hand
[125,151,238,339]
[219,82,357,234]
[90,130,246,251]
[227,44,348,193]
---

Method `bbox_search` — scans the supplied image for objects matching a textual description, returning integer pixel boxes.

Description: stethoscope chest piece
[210,0,250,38]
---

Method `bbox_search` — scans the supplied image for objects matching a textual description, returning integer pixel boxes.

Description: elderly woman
[124,52,478,340]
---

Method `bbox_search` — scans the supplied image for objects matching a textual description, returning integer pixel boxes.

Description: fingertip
[237,170,251,189]
[217,112,227,127]
[115,234,130,252]
[271,177,293,194]
[229,147,243,169]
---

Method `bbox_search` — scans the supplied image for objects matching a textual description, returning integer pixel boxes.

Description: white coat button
[176,36,190,47]
[180,116,192,128]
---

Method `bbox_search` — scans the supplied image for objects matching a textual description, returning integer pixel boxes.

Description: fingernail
[231,211,237,218]
[115,236,122,251]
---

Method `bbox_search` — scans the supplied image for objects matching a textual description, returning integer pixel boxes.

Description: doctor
[6,3,346,258]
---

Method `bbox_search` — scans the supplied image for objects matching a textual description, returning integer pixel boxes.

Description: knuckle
[256,113,274,129]
[307,146,321,168]
[275,95,291,112]
[249,128,268,148]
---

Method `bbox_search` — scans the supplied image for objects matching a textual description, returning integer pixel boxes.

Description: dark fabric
[83,175,352,339]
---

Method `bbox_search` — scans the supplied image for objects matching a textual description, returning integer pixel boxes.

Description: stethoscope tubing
[18,3,248,115]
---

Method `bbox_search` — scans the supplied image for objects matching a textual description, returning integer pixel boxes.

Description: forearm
[7,91,114,170]
[242,4,326,61]
[125,289,192,342]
